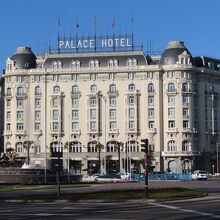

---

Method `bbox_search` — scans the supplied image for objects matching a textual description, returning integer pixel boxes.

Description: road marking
[148,202,220,219]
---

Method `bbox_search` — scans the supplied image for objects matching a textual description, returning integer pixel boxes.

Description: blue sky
[0,0,220,71]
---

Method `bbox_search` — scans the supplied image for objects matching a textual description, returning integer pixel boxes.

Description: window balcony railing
[147,128,157,134]
[4,130,12,136]
[16,92,27,99]
[34,129,42,136]
[166,89,177,94]
[162,151,201,157]
[70,91,81,98]
[71,129,81,135]
[15,130,26,136]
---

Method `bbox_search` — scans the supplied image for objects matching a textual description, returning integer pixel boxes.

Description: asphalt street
[0,179,220,219]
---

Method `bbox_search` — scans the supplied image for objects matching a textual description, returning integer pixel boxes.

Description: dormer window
[178,51,191,65]
[52,61,58,71]
[71,60,80,70]
[58,61,63,70]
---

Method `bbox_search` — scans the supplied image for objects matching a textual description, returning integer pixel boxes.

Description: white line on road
[148,202,220,219]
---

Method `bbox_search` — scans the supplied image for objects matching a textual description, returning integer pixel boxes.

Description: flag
[112,18,115,29]
[76,19,79,29]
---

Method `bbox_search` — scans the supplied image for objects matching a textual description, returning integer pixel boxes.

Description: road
[0,179,220,219]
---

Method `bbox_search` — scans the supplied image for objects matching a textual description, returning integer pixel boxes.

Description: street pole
[44,146,47,184]
[217,143,219,174]
[68,114,70,182]
[57,154,61,197]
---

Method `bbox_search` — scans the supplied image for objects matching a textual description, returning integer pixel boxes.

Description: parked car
[192,170,208,181]
[96,174,123,183]
[82,175,97,182]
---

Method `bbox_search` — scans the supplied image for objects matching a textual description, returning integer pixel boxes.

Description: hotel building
[1,40,220,174]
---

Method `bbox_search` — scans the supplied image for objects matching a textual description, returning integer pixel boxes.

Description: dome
[10,46,36,69]
[160,41,192,65]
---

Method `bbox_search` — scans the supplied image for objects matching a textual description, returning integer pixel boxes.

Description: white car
[192,170,208,181]
[82,175,97,182]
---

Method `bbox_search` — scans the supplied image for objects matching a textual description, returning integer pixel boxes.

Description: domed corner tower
[10,46,37,69]
[160,41,192,66]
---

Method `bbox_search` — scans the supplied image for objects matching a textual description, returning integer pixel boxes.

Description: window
[148,83,154,92]
[53,74,59,81]
[148,108,154,117]
[72,122,79,130]
[72,98,79,106]
[6,123,11,130]
[128,73,135,80]
[107,142,117,152]
[127,59,132,67]
[148,121,155,129]
[16,143,23,153]
[70,142,82,153]
[53,85,60,93]
[168,95,175,105]
[71,60,80,70]
[133,59,137,66]
[109,121,117,129]
[168,83,175,92]
[128,83,135,92]
[90,97,96,105]
[126,141,139,152]
[183,120,189,128]
[129,121,135,129]
[53,110,59,119]
[35,123,41,131]
[53,122,59,131]
[35,98,41,108]
[72,110,79,119]
[167,140,176,151]
[88,141,98,153]
[6,87,11,96]
[168,120,175,129]
[183,108,189,116]
[34,75,41,82]
[35,86,41,95]
[17,111,23,120]
[89,60,94,68]
[109,109,116,119]
[17,123,24,131]
[72,85,79,94]
[109,84,116,93]
[182,82,189,92]
[108,59,113,68]
[182,95,189,104]
[109,96,116,107]
[182,140,190,151]
[52,98,58,106]
[6,111,11,120]
[52,61,58,71]
[129,108,135,118]
[90,85,97,93]
[7,100,11,108]
[16,76,24,83]
[148,96,154,105]
[109,73,115,80]
[17,87,24,95]
[90,122,96,130]
[71,74,79,81]
[90,109,96,119]
[17,99,23,108]
[168,108,175,116]
[90,73,97,80]
[128,96,135,104]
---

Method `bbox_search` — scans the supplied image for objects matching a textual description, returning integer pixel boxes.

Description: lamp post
[101,95,107,174]
[23,140,33,165]
[217,143,219,174]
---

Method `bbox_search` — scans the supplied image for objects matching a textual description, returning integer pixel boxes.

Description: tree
[95,142,104,173]
[23,141,33,165]
[113,141,124,173]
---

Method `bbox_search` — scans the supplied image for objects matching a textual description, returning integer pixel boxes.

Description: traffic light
[141,138,148,153]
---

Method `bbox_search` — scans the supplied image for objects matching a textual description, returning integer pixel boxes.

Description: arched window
[107,141,117,152]
[167,140,176,152]
[89,60,94,68]
[88,141,98,153]
[182,140,190,151]
[53,97,59,106]
[113,59,118,67]
[35,86,41,95]
[90,84,97,93]
[70,142,82,153]
[132,58,137,66]
[76,60,80,69]
[58,61,63,70]
[71,61,76,69]
[52,61,58,71]
[148,83,154,92]
[126,141,139,152]
[16,142,23,153]
[128,83,135,92]
[127,59,132,67]
[6,87,11,95]
[94,60,99,67]
[182,82,189,92]
[53,85,60,93]
[51,142,63,152]
[17,87,24,95]
[168,83,175,92]
[109,84,116,93]
[72,85,79,94]
[108,59,113,68]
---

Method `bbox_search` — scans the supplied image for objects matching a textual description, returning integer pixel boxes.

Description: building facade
[1,40,220,174]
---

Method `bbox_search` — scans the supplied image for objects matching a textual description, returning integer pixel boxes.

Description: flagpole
[94,15,97,52]
[131,14,134,51]
[58,16,60,54]
[112,18,115,51]
[76,18,79,53]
